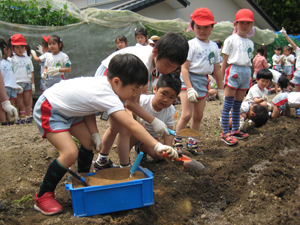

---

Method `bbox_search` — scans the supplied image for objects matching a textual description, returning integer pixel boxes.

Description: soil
[1,94,300,225]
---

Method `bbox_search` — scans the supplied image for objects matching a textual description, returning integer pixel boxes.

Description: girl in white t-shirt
[134,28,149,47]
[0,38,20,125]
[281,45,295,81]
[31,35,52,92]
[9,34,34,124]
[42,35,71,89]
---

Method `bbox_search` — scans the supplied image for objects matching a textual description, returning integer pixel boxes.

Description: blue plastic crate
[65,166,154,217]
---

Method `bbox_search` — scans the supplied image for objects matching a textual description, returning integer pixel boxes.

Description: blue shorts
[224,64,251,90]
[181,72,209,99]
[272,93,289,112]
[95,64,107,77]
[291,70,300,86]
[5,87,17,99]
[33,94,84,138]
[283,66,293,76]
[272,65,282,71]
[44,76,64,89]
[17,82,31,94]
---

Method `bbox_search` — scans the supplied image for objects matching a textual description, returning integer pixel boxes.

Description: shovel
[167,128,202,138]
[161,151,204,171]
[68,168,90,186]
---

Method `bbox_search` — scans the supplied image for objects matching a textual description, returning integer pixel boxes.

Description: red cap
[191,8,216,26]
[11,34,27,45]
[43,35,50,43]
[235,9,254,22]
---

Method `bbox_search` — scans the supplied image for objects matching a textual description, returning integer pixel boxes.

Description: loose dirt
[1,94,300,225]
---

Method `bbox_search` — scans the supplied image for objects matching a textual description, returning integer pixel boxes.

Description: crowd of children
[1,6,300,216]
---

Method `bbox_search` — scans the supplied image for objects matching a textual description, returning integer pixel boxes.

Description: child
[215,40,223,66]
[268,69,286,94]
[33,53,178,215]
[115,35,128,51]
[9,34,34,124]
[175,7,224,155]
[135,27,148,47]
[270,92,300,118]
[0,38,19,125]
[281,45,295,82]
[253,44,269,80]
[220,8,255,145]
[272,45,282,71]
[244,68,273,109]
[94,32,188,169]
[280,27,300,114]
[229,102,269,130]
[42,35,71,89]
[130,73,181,163]
[31,35,51,92]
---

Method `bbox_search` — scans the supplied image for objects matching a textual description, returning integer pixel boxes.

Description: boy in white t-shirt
[129,73,181,163]
[32,54,178,216]
[244,68,273,109]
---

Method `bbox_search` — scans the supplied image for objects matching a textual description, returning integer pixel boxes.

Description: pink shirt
[253,54,269,75]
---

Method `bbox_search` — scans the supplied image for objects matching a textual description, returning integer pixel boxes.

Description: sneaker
[16,119,25,125]
[34,192,63,215]
[134,146,149,163]
[25,118,32,124]
[94,157,118,171]
[186,143,204,155]
[232,130,249,140]
[173,142,184,155]
[221,132,238,146]
[296,108,300,116]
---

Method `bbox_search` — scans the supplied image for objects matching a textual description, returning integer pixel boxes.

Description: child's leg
[23,91,31,118]
[191,98,206,130]
[271,106,281,119]
[117,125,131,166]
[176,90,193,132]
[0,106,6,124]
[140,143,164,160]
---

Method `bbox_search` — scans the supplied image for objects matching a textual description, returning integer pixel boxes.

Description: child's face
[193,24,213,42]
[13,45,26,56]
[154,56,179,75]
[283,48,291,56]
[116,39,127,50]
[152,86,177,111]
[256,78,270,89]
[274,49,281,55]
[235,21,253,37]
[48,39,60,54]
[112,78,141,102]
[135,34,147,45]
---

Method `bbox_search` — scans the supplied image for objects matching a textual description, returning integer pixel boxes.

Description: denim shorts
[283,66,293,76]
[33,94,84,138]
[17,82,31,94]
[224,64,251,90]
[5,87,17,99]
[181,73,209,99]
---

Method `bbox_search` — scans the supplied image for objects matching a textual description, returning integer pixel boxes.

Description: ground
[1,94,300,225]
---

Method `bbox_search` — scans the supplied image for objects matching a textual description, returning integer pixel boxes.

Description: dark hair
[283,45,293,54]
[274,45,282,51]
[156,73,181,96]
[135,28,148,38]
[256,68,273,81]
[49,35,63,51]
[257,44,267,58]
[191,20,214,29]
[7,37,31,57]
[155,32,189,66]
[278,73,289,89]
[252,105,269,127]
[215,40,223,49]
[42,39,48,48]
[0,38,8,58]
[107,53,148,86]
[115,35,128,51]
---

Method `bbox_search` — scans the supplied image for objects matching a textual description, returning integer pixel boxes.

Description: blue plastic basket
[65,166,154,217]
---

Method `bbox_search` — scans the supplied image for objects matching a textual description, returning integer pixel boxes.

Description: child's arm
[30,50,42,63]
[253,97,267,104]
[280,27,297,51]
[84,114,102,152]
[163,126,174,146]
[31,72,35,93]
[263,58,269,69]
[213,63,224,103]
[181,60,198,103]
[221,54,229,79]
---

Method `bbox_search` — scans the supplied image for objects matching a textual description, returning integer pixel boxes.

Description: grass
[12,194,34,206]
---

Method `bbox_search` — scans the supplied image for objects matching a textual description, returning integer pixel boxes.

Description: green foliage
[12,194,34,205]
[0,0,80,26]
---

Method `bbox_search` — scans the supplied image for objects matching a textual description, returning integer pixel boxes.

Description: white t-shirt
[39,52,52,77]
[244,83,268,104]
[0,59,18,89]
[10,55,34,83]
[100,46,154,75]
[43,76,124,117]
[288,92,300,108]
[294,47,300,70]
[240,101,250,114]
[269,69,281,83]
[222,34,254,67]
[139,94,175,134]
[283,54,295,67]
[187,38,221,75]
[45,51,71,76]
[272,54,281,66]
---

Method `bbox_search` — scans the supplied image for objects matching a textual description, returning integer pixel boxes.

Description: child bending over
[270,92,300,118]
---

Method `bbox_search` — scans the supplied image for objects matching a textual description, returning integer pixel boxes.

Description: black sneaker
[25,118,32,124]
[173,142,184,155]
[186,143,204,155]
[94,158,118,171]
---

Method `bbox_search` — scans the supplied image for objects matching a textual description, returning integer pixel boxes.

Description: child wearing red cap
[220,9,255,145]
[175,7,224,155]
[31,35,52,92]
[9,34,35,124]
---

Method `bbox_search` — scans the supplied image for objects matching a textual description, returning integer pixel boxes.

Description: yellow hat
[150,35,160,41]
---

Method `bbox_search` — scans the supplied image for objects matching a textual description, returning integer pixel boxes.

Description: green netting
[0,0,279,97]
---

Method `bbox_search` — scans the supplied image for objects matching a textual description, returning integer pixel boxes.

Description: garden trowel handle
[166,128,176,136]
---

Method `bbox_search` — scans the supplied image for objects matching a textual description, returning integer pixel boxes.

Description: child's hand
[187,87,198,103]
[47,67,60,76]
[280,27,287,37]
[36,45,44,55]
[16,84,23,93]
[239,117,245,130]
[92,133,102,153]
[32,84,35,94]
[31,50,37,56]
[217,89,224,104]
[42,72,47,79]
[262,94,268,101]
[154,143,178,160]
[1,100,18,122]
[151,118,169,135]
